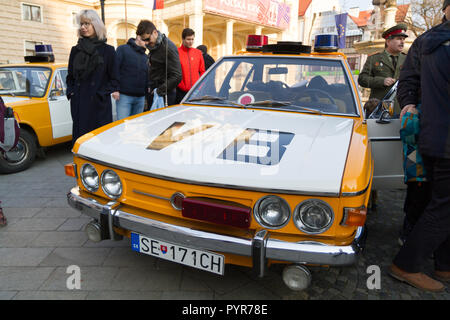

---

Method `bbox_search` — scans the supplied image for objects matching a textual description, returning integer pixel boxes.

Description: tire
[0,129,37,174]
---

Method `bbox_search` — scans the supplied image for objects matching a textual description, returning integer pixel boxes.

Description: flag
[153,0,164,10]
[334,13,348,49]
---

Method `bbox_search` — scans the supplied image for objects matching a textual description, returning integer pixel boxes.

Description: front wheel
[0,129,37,174]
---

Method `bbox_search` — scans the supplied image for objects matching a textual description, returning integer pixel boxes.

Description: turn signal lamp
[64,163,77,178]
[182,197,251,228]
[246,35,268,51]
[314,34,338,53]
[341,207,367,226]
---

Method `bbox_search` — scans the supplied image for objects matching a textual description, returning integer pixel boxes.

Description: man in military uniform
[358,23,408,114]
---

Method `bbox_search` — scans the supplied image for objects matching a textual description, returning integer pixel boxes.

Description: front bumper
[68,187,366,276]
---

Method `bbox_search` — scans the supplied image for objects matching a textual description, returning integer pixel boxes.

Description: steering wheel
[270,80,290,89]
[301,88,337,105]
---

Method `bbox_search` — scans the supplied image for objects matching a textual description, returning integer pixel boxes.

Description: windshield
[186,57,358,116]
[0,67,52,98]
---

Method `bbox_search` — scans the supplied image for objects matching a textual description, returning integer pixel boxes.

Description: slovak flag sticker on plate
[131,233,140,252]
[160,245,167,254]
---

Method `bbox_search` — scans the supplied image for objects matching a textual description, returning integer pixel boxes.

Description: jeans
[116,94,145,120]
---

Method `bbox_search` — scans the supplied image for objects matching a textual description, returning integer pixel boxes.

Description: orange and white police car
[0,45,71,173]
[66,35,403,290]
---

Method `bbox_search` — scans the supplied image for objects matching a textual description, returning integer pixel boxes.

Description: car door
[367,117,404,189]
[366,84,405,190]
[48,68,72,139]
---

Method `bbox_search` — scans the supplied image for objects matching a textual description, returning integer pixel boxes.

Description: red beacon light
[246,35,268,51]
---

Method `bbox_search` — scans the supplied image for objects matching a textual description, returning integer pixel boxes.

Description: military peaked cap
[382,23,408,39]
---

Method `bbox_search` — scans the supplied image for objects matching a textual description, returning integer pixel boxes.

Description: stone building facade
[0,0,298,64]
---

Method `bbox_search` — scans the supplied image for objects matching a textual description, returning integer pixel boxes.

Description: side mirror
[376,109,391,124]
[382,100,394,117]
[49,88,64,100]
[375,100,394,123]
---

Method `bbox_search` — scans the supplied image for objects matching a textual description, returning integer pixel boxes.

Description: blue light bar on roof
[35,44,53,56]
[24,44,55,62]
[314,35,338,52]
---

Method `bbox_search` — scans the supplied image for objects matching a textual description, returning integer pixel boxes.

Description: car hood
[77,106,354,195]
[0,96,29,105]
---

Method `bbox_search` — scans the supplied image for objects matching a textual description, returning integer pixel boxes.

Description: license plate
[131,233,225,275]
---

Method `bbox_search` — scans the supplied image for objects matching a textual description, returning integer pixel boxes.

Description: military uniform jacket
[358,50,406,113]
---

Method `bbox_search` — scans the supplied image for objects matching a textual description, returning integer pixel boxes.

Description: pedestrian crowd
[66,9,215,146]
[359,0,450,293]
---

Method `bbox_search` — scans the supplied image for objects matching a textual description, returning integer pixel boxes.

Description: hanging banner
[204,0,291,30]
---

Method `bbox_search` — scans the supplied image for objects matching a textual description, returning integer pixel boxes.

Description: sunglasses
[141,37,151,42]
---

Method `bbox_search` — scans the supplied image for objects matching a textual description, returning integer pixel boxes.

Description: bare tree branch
[403,0,444,36]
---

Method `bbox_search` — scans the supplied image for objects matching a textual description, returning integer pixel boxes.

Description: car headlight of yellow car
[80,163,99,192]
[254,195,291,229]
[101,169,122,199]
[293,199,334,234]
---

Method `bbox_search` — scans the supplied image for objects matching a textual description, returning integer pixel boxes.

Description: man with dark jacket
[116,20,150,120]
[389,0,450,292]
[145,21,182,106]
[197,45,215,70]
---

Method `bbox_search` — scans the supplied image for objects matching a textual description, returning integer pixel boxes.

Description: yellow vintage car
[0,57,71,173]
[66,35,404,290]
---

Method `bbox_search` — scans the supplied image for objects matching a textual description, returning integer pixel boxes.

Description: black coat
[66,42,119,145]
[202,53,215,70]
[116,38,148,96]
[397,21,450,159]
[148,32,182,97]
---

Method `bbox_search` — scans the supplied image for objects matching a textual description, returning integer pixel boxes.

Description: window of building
[72,12,78,27]
[347,57,361,71]
[22,3,42,22]
[345,35,362,49]
[25,40,43,56]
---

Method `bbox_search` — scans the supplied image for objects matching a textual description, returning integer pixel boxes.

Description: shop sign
[204,0,291,30]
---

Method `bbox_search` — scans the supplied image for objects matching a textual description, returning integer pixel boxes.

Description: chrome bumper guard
[68,187,365,276]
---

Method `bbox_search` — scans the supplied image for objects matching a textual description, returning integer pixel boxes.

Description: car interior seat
[307,75,328,91]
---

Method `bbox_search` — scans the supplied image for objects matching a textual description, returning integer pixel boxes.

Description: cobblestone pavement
[0,143,449,300]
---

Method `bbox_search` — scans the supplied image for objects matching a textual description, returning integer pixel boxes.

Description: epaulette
[368,51,382,57]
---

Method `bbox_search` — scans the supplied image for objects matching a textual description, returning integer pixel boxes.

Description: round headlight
[254,195,290,229]
[294,199,334,234]
[101,170,122,199]
[80,163,99,192]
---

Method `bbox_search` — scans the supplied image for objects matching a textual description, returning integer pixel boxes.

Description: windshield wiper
[245,100,291,107]
[293,106,324,115]
[0,92,14,97]
[245,100,323,114]
[186,95,246,108]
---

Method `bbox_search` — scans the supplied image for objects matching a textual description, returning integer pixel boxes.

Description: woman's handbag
[0,96,20,153]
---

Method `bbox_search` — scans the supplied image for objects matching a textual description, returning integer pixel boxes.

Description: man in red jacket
[176,28,205,103]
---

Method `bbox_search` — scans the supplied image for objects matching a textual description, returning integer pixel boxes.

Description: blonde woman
[66,9,119,146]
